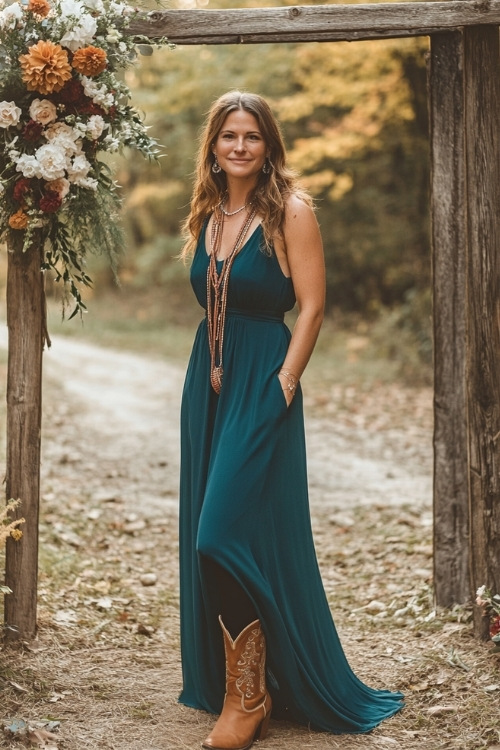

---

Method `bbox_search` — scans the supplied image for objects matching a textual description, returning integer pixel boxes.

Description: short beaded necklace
[220,200,248,217]
[206,202,257,394]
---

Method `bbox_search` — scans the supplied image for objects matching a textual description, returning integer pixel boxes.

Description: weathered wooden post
[4,238,45,642]
[463,25,500,637]
[429,32,469,607]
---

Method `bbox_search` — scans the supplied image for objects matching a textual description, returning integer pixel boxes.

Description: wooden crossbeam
[130,1,500,43]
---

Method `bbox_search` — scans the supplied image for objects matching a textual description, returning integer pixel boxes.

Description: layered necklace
[206,201,257,394]
[220,199,249,217]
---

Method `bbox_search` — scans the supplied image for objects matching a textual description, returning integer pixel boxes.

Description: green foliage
[43,173,123,318]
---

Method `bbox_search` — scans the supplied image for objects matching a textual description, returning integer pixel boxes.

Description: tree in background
[277,38,429,314]
[110,0,429,336]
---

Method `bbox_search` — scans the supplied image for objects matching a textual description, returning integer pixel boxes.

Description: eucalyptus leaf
[137,44,154,56]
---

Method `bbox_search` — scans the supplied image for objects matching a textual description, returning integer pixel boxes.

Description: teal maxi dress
[179,220,404,733]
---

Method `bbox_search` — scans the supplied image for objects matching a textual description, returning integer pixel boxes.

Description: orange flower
[20,40,72,96]
[72,46,108,77]
[28,0,51,17]
[8,210,29,230]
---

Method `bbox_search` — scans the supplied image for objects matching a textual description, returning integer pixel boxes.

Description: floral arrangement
[476,585,500,651]
[0,0,167,314]
[1,498,24,596]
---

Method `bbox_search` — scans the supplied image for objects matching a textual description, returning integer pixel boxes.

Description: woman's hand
[277,370,297,408]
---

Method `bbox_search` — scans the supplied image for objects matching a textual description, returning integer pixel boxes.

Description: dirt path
[40,334,432,514]
[42,336,185,516]
[5,335,495,750]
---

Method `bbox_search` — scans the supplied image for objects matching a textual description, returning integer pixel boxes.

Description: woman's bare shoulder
[283,194,319,241]
[284,192,314,219]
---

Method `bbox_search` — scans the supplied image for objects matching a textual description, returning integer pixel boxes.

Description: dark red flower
[23,119,44,142]
[13,178,32,203]
[39,190,62,213]
[54,78,85,104]
[77,100,106,117]
[490,615,500,637]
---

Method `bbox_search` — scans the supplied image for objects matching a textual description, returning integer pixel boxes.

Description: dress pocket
[273,373,289,412]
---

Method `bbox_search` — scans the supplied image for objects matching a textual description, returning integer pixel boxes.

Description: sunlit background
[2,0,432,383]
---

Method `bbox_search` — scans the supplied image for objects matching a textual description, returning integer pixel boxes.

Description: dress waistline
[205,307,284,323]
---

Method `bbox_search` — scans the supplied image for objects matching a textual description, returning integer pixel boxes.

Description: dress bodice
[190,221,296,316]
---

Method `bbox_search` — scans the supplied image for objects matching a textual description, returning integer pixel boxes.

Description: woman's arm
[277,195,325,406]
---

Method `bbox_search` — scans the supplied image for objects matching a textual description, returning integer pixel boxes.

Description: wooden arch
[4,2,500,641]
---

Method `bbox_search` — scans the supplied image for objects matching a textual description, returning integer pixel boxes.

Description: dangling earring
[212,155,222,174]
[262,158,272,175]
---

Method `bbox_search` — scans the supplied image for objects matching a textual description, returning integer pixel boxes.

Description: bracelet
[279,369,299,394]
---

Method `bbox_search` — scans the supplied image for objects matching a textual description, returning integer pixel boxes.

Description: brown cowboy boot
[202,617,272,750]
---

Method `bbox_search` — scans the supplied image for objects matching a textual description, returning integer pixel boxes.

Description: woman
[179,91,403,750]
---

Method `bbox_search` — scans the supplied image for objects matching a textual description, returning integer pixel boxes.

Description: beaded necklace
[206,204,257,394]
[221,201,248,216]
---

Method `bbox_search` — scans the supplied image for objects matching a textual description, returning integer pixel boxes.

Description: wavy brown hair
[180,91,312,259]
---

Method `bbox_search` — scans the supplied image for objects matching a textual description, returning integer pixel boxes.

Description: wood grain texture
[463,26,500,638]
[4,242,45,642]
[430,33,469,607]
[128,2,500,43]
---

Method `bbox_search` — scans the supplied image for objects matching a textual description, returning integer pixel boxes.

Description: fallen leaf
[136,622,154,637]
[95,596,113,610]
[425,705,459,716]
[48,692,65,703]
[27,727,59,748]
[409,681,430,692]
[9,680,29,693]
[447,648,471,671]
[53,609,78,625]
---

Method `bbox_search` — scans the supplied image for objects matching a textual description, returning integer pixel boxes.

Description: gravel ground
[1,334,499,750]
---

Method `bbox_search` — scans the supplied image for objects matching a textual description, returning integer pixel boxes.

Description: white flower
[0,2,24,30]
[80,76,99,97]
[119,121,133,139]
[73,121,87,137]
[86,114,106,140]
[59,0,97,50]
[45,177,71,198]
[58,0,83,17]
[476,585,486,598]
[73,175,98,190]
[81,77,114,109]
[29,98,57,126]
[0,100,22,128]
[35,143,68,180]
[102,134,120,151]
[105,26,120,44]
[15,154,42,179]
[109,0,129,14]
[83,0,103,11]
[67,153,91,182]
[45,122,81,154]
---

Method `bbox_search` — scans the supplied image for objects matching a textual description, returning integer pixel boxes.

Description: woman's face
[213,109,268,183]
